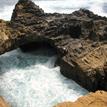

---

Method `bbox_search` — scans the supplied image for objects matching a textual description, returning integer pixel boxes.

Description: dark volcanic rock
[0,0,107,91]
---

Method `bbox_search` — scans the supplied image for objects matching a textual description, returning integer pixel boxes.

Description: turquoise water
[0,49,88,107]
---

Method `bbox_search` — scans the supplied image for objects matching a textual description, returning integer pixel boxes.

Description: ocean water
[0,49,88,107]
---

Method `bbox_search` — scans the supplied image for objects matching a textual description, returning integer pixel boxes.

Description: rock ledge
[54,91,107,107]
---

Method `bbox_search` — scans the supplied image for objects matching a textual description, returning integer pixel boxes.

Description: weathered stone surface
[0,97,10,107]
[54,91,107,107]
[0,0,107,91]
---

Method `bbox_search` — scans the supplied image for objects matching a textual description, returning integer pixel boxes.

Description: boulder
[0,0,107,91]
[54,91,107,107]
[0,97,10,107]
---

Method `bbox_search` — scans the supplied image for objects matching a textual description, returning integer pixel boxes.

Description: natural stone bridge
[0,0,107,91]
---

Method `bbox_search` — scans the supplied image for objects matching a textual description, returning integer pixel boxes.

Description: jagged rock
[54,91,107,107]
[0,0,107,91]
[0,97,10,107]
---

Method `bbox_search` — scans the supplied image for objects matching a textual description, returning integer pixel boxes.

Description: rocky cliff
[0,0,107,91]
[54,91,107,107]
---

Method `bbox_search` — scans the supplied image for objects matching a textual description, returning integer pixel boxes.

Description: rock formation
[0,97,10,107]
[0,0,107,91]
[54,91,107,107]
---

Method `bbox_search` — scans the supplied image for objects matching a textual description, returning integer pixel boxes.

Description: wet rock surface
[54,91,107,107]
[0,0,107,91]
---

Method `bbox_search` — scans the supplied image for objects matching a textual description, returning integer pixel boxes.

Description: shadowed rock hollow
[0,0,107,92]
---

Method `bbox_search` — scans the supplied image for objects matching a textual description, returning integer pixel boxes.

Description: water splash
[0,49,88,107]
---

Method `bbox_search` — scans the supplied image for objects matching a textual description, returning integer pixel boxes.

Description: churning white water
[0,48,88,107]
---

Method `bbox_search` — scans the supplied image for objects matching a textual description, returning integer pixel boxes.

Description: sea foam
[0,49,88,107]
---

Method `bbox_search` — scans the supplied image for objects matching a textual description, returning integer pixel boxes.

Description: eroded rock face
[0,0,107,91]
[54,91,107,107]
[0,97,10,107]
